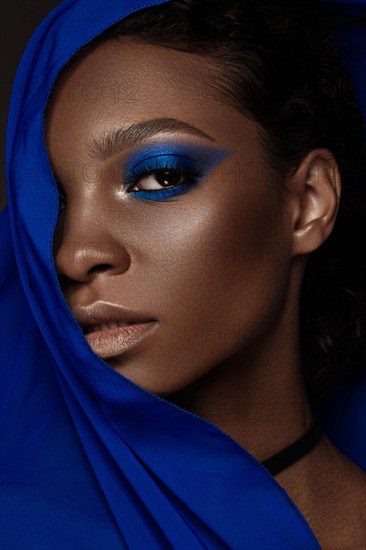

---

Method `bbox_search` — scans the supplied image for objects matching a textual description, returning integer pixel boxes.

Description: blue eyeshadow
[56,140,233,213]
[121,141,232,202]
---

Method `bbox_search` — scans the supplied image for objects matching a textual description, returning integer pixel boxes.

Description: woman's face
[45,39,294,396]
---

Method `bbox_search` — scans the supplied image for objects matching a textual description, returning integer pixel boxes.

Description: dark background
[0,1,61,215]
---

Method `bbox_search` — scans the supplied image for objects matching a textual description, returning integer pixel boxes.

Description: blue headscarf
[1,1,365,548]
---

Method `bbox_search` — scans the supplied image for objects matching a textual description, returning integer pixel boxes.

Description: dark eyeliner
[121,142,231,202]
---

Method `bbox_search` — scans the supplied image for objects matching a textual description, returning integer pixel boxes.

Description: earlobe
[290,149,341,257]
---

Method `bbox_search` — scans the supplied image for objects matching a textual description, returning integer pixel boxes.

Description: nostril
[90,264,112,273]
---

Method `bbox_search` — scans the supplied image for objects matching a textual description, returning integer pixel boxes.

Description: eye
[123,154,205,201]
[126,167,202,193]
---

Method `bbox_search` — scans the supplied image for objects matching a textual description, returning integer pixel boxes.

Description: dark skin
[45,39,366,548]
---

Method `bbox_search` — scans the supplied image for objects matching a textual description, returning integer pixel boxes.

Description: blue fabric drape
[0,1,365,548]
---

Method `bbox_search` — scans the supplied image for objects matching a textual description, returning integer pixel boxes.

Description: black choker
[260,417,323,476]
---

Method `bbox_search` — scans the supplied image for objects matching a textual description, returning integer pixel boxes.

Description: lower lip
[84,322,158,359]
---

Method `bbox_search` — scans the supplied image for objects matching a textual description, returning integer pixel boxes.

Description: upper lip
[72,302,156,333]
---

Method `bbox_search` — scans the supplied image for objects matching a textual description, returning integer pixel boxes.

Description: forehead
[46,39,222,121]
[44,38,265,174]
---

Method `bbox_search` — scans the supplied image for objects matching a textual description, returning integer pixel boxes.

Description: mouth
[83,320,158,359]
[83,320,141,335]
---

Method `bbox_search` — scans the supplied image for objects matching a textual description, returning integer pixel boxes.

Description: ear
[286,148,341,257]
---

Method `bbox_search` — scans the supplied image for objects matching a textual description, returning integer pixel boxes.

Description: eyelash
[123,155,204,201]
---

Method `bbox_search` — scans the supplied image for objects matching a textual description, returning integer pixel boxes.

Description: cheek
[148,184,291,353]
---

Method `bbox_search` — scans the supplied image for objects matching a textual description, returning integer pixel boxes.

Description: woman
[1,0,366,548]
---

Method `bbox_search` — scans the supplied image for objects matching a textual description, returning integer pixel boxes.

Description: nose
[53,205,132,287]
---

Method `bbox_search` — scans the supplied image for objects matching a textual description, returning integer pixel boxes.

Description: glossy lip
[72,302,156,334]
[84,321,158,359]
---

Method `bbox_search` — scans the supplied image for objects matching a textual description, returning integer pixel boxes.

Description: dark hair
[76,0,366,408]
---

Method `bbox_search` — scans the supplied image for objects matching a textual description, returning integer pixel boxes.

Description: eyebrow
[87,117,216,162]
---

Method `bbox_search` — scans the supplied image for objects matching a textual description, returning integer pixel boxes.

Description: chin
[103,356,185,397]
